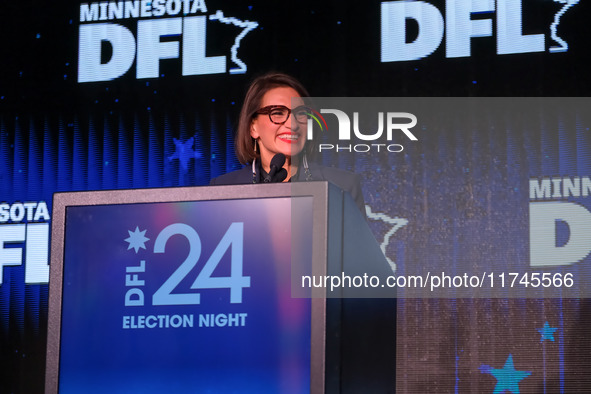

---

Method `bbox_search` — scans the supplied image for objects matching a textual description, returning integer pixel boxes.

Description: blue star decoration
[537,321,558,342]
[124,227,150,253]
[168,137,203,173]
[479,354,531,394]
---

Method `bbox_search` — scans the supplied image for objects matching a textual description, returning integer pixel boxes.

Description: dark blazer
[210,163,366,215]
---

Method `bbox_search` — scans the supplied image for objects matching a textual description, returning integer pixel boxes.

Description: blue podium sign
[47,187,315,393]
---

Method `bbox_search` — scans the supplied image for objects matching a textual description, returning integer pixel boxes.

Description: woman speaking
[210,72,365,215]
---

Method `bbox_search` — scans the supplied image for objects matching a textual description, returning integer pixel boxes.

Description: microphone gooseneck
[265,153,286,183]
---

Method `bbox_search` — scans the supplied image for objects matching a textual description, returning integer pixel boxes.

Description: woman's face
[250,86,306,167]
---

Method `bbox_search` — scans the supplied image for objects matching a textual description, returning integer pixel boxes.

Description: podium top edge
[52,182,335,208]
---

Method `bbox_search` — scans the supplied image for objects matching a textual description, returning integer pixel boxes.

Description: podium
[46,182,396,393]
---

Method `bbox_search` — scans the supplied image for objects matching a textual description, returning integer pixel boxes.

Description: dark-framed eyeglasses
[254,105,311,125]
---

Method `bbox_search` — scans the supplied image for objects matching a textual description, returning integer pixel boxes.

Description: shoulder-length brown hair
[235,72,310,164]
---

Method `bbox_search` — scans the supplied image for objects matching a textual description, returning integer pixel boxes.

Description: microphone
[272,168,288,183]
[264,153,287,183]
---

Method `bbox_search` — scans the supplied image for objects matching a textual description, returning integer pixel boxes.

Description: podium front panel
[47,186,317,393]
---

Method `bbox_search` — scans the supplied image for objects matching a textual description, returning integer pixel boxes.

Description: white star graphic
[124,227,150,253]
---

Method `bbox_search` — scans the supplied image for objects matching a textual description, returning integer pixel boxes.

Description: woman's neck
[285,155,299,181]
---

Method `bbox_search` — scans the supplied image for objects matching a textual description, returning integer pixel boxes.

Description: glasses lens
[293,106,311,123]
[269,107,289,124]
